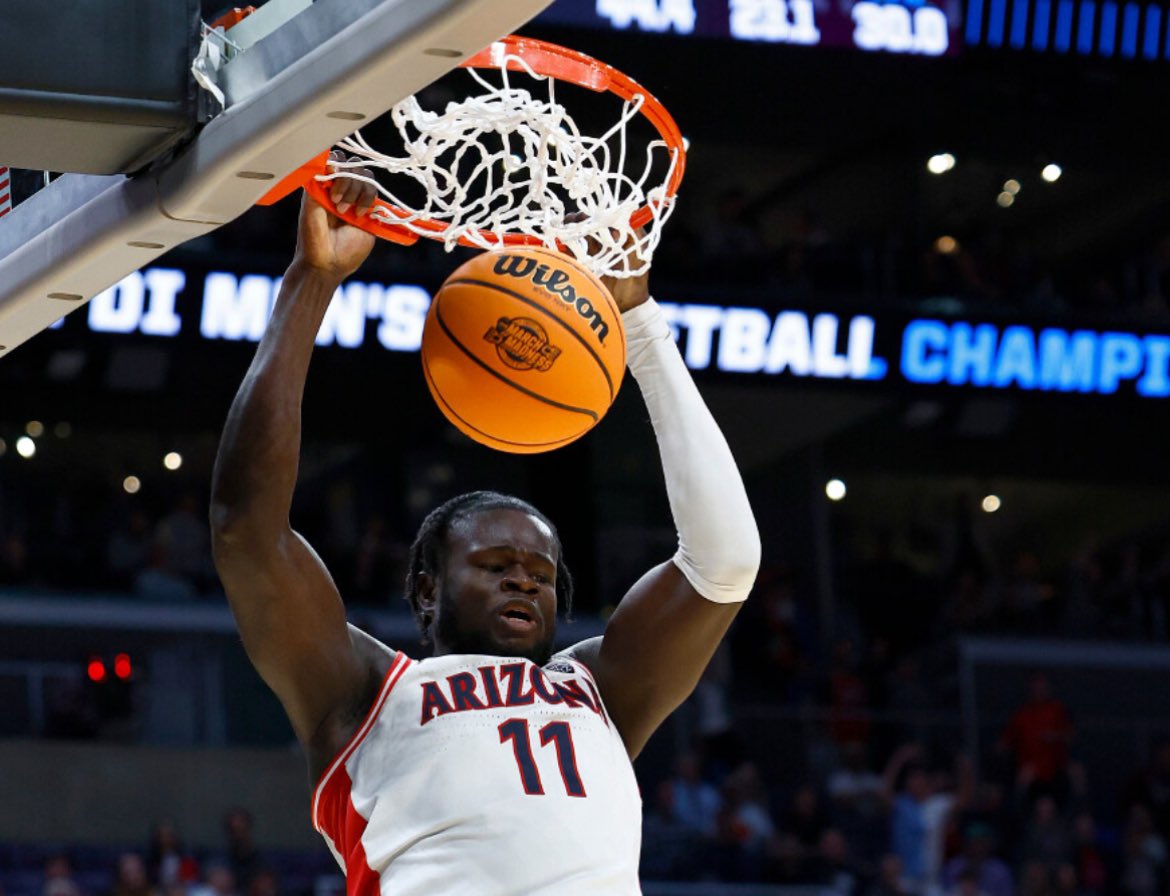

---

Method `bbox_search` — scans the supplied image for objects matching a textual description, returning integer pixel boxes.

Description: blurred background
[3,0,1170,893]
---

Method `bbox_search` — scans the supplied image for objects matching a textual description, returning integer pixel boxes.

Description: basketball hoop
[257,35,686,279]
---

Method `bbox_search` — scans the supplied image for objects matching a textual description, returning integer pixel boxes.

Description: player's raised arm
[209,173,380,749]
[577,266,761,758]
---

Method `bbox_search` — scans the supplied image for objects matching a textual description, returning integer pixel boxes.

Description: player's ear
[416,572,438,613]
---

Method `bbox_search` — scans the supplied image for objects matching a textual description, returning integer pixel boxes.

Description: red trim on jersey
[316,764,382,896]
[313,651,412,833]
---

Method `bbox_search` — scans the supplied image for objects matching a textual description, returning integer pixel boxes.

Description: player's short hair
[404,491,574,641]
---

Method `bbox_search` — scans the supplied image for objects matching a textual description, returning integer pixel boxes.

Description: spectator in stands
[886,655,935,751]
[714,762,776,881]
[146,823,196,889]
[732,563,813,704]
[153,492,212,593]
[829,741,889,860]
[868,854,915,896]
[999,673,1075,807]
[946,867,989,896]
[641,779,704,880]
[1018,862,1053,896]
[783,783,830,852]
[694,640,742,775]
[1019,796,1072,876]
[941,823,1014,896]
[242,870,277,896]
[826,639,872,749]
[1101,544,1148,639]
[808,827,874,896]
[886,744,974,895]
[186,864,235,896]
[223,808,260,890]
[108,853,156,896]
[1061,539,1106,638]
[765,832,811,885]
[1119,804,1167,896]
[107,509,154,592]
[1124,738,1170,841]
[668,751,722,839]
[42,855,82,896]
[1000,551,1051,635]
[0,531,30,587]
[1069,811,1108,894]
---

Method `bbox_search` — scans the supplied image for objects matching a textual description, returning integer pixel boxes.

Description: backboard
[0,0,554,358]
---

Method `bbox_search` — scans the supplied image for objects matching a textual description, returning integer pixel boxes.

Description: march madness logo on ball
[484,317,562,371]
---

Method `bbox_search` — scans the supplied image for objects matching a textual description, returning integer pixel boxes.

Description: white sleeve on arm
[623,298,761,603]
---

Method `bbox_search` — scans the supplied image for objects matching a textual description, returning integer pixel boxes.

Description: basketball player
[209,164,760,892]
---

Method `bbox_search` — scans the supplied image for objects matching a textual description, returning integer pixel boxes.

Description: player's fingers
[327,150,348,207]
[352,168,377,217]
[334,172,367,216]
[562,213,601,257]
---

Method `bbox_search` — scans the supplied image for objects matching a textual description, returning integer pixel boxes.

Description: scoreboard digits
[554,0,958,54]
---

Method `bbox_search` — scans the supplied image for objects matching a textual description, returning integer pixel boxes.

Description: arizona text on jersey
[313,652,643,894]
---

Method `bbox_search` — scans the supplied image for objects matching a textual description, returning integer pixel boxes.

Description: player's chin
[489,631,556,666]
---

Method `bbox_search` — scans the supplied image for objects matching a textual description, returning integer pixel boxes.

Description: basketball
[421,246,627,453]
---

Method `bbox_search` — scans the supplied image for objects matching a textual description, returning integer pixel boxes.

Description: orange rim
[256,35,686,248]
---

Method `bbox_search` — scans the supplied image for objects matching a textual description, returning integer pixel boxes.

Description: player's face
[429,508,559,665]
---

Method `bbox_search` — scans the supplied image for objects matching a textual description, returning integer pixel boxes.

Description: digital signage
[55,265,1170,400]
[537,0,960,55]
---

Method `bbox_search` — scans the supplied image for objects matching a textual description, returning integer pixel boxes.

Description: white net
[320,50,682,279]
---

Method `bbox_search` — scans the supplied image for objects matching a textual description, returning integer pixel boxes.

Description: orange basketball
[421,246,626,453]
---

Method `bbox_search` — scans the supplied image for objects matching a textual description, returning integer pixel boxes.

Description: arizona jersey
[313,652,643,894]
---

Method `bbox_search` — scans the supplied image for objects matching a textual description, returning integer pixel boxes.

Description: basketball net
[320,49,682,279]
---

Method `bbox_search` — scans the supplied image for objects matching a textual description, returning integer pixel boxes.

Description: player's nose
[501,567,538,594]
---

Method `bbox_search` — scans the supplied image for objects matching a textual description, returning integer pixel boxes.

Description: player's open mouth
[497,604,538,632]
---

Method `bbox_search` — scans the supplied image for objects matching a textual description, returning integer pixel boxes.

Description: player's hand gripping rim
[295,150,379,282]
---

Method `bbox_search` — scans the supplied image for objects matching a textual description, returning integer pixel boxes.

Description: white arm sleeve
[623,298,761,603]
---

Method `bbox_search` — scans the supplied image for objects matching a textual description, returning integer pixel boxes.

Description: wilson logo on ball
[492,254,611,345]
[484,317,562,371]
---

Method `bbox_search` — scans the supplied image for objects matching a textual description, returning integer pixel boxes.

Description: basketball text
[484,317,562,371]
[492,255,611,345]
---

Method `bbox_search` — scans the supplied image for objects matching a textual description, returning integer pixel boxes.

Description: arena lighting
[981,494,1002,512]
[996,191,1015,208]
[927,153,956,174]
[122,475,141,494]
[934,235,959,254]
[54,422,72,438]
[1003,179,1021,195]
[825,479,847,501]
[163,452,183,471]
[25,420,44,437]
[113,653,132,680]
[15,436,35,459]
[1042,163,1063,182]
[86,657,106,683]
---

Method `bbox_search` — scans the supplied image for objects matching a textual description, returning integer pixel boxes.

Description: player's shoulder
[306,625,401,784]
[347,621,399,677]
[551,635,602,677]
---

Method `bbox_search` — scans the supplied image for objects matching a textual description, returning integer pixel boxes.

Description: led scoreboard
[538,0,961,56]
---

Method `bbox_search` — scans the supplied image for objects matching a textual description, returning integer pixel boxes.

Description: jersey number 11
[499,719,587,797]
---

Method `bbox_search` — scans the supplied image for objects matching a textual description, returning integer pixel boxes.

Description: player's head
[404,491,573,665]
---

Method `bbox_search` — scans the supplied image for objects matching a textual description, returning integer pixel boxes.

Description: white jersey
[313,651,643,895]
